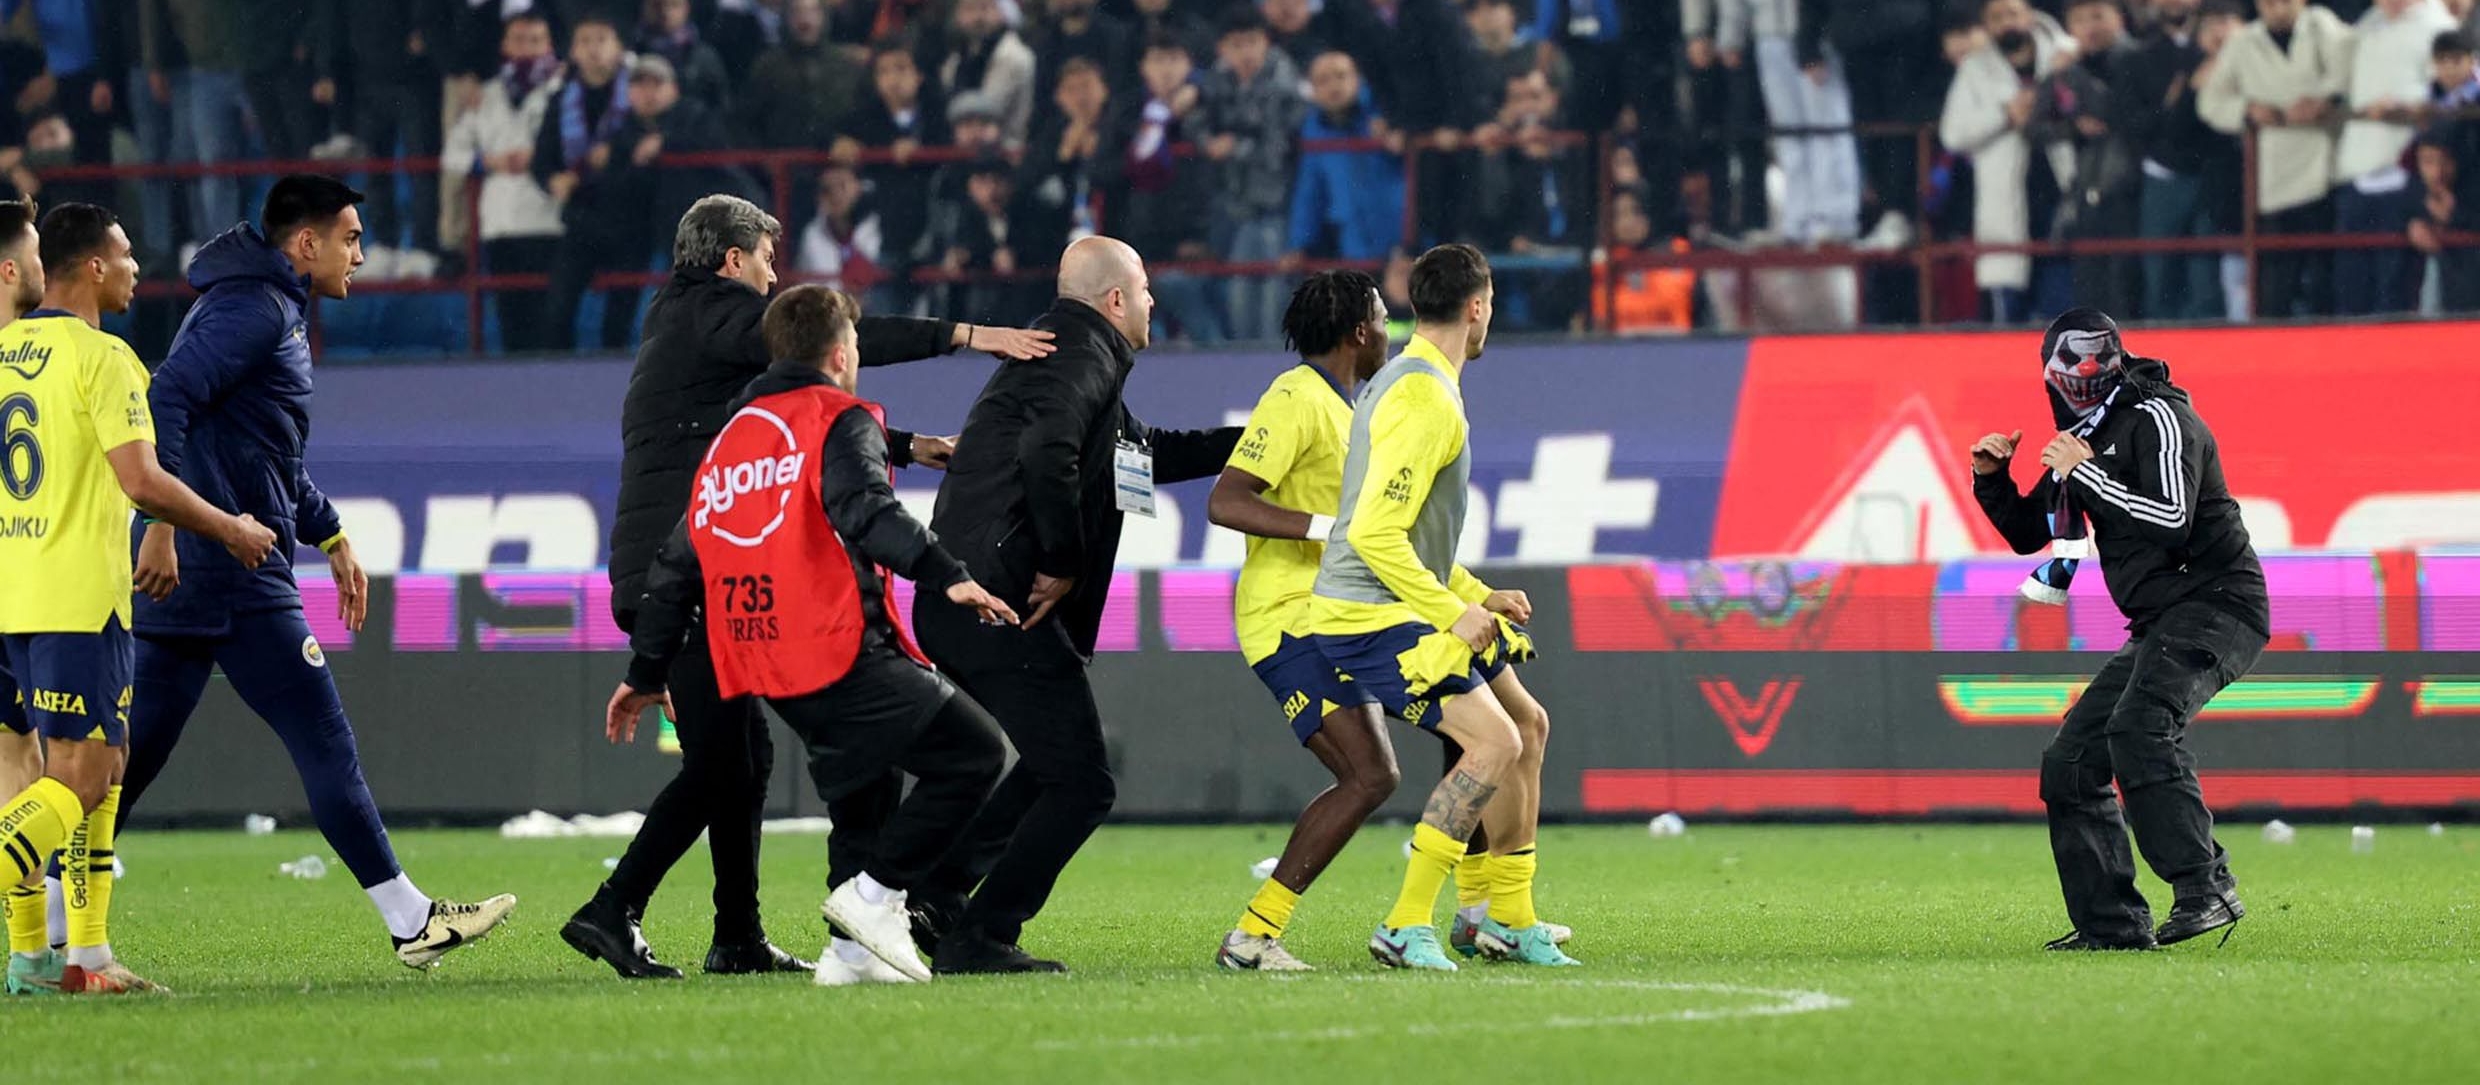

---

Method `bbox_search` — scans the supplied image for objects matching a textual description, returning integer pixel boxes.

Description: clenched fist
[1969,431,2022,476]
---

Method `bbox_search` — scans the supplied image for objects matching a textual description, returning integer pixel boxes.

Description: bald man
[909,237,1243,974]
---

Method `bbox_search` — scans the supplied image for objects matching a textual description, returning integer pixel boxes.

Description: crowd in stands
[0,0,2475,351]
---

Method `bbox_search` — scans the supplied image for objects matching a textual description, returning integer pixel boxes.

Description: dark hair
[261,174,366,241]
[37,203,119,273]
[572,12,622,36]
[1218,6,1269,39]
[763,285,861,364]
[871,33,920,66]
[2199,0,2247,20]
[1407,244,1491,323]
[0,199,35,252]
[1282,269,1383,358]
[506,9,550,28]
[2061,0,2121,16]
[1141,29,1188,56]
[2436,29,2475,59]
[1058,56,1106,84]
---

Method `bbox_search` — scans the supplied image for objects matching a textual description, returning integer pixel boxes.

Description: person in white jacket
[2333,0,2456,315]
[441,11,569,354]
[1939,0,2080,322]
[1715,0,1861,243]
[2198,0,2356,320]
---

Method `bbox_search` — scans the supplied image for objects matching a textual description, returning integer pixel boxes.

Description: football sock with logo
[1236,879,1301,940]
[63,785,118,969]
[368,874,433,941]
[5,882,43,956]
[0,779,81,889]
[1484,847,1538,929]
[1383,823,1467,932]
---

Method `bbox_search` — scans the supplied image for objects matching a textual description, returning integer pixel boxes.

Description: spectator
[2030,0,2140,317]
[1117,30,1223,341]
[608,56,747,250]
[795,162,885,294]
[1130,0,1217,65]
[1033,0,1139,104]
[444,10,568,354]
[2334,0,2456,316]
[1592,188,1698,333]
[932,153,1038,323]
[1198,7,1304,341]
[926,90,1011,238]
[1260,0,1334,71]
[1529,0,1628,133]
[2,0,113,190]
[1286,50,1405,266]
[311,0,442,266]
[1938,0,2078,323]
[239,0,322,161]
[840,36,950,303]
[1721,0,1862,243]
[739,0,861,148]
[1328,0,1489,246]
[1684,0,1775,237]
[2436,28,2480,105]
[2128,0,2244,322]
[1477,68,1593,327]
[97,0,182,273]
[149,0,257,238]
[2409,124,2480,308]
[1017,56,1124,262]
[2198,0,2354,320]
[935,0,1039,146]
[533,14,645,351]
[1799,0,1940,246]
[705,0,784,75]
[638,0,735,114]
[1466,0,1562,103]
[442,0,524,260]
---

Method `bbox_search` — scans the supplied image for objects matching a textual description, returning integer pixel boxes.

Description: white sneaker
[820,880,931,983]
[814,946,920,987]
[1215,930,1314,972]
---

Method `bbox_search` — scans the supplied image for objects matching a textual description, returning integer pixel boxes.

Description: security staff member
[909,236,1241,974]
[567,194,1052,980]
[609,284,1017,987]
[1972,308,2271,952]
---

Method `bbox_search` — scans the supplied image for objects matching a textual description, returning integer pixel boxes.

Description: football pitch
[6,823,2475,1083]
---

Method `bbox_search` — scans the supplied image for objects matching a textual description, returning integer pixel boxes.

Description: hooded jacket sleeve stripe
[2069,399,2194,535]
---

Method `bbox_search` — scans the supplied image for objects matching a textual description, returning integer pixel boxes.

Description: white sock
[854,872,894,905]
[65,943,110,969]
[44,875,63,949]
[1459,904,1488,926]
[833,937,872,965]
[367,874,433,940]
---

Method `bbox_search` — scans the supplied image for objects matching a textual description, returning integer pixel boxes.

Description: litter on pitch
[2262,820,2296,845]
[499,810,833,838]
[2352,826,2376,854]
[1648,813,1687,838]
[244,814,277,836]
[1250,856,1279,880]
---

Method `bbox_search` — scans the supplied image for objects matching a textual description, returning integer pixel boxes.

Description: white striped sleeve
[2066,400,2191,532]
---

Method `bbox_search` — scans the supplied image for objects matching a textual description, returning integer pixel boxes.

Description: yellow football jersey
[1227,362,1356,663]
[0,311,154,634]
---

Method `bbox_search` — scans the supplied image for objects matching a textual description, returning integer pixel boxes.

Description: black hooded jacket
[1973,357,2270,636]
[625,362,971,693]
[609,268,960,631]
[927,298,1239,658]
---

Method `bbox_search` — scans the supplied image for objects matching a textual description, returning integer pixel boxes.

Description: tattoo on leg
[1421,768,1498,842]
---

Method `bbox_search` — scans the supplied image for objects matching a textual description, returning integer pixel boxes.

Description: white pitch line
[1029,978,1853,1052]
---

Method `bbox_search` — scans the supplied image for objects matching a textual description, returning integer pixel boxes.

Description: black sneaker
[932,930,1067,975]
[2156,892,2246,947]
[560,895,683,980]
[909,896,961,958]
[2044,930,2158,952]
[704,938,814,975]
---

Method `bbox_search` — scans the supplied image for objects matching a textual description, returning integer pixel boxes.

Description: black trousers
[2256,197,2335,321]
[352,76,441,251]
[547,215,647,351]
[915,606,1114,946]
[484,237,561,354]
[782,673,1007,894]
[2040,600,2267,943]
[241,67,319,160]
[604,631,774,943]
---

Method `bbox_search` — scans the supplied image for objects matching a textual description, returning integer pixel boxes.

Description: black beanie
[2041,307,2122,365]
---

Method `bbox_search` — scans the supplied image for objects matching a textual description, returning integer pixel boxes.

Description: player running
[114,176,515,969]
[0,202,278,994]
[1303,245,1575,971]
[1208,271,1394,972]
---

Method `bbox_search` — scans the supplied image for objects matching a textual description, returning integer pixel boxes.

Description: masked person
[1968,308,2271,952]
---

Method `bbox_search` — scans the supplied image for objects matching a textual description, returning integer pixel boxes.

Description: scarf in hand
[2020,387,2118,605]
[558,62,633,171]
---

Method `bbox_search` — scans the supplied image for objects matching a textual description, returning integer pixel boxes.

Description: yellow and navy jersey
[0,310,155,635]
[1228,362,1358,664]
[1307,335,1493,638]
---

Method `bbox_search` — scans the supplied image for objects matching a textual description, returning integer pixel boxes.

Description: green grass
[8,823,2478,1083]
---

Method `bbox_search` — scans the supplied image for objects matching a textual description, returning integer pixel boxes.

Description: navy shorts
[1250,634,1378,745]
[1310,616,1533,731]
[0,616,134,745]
